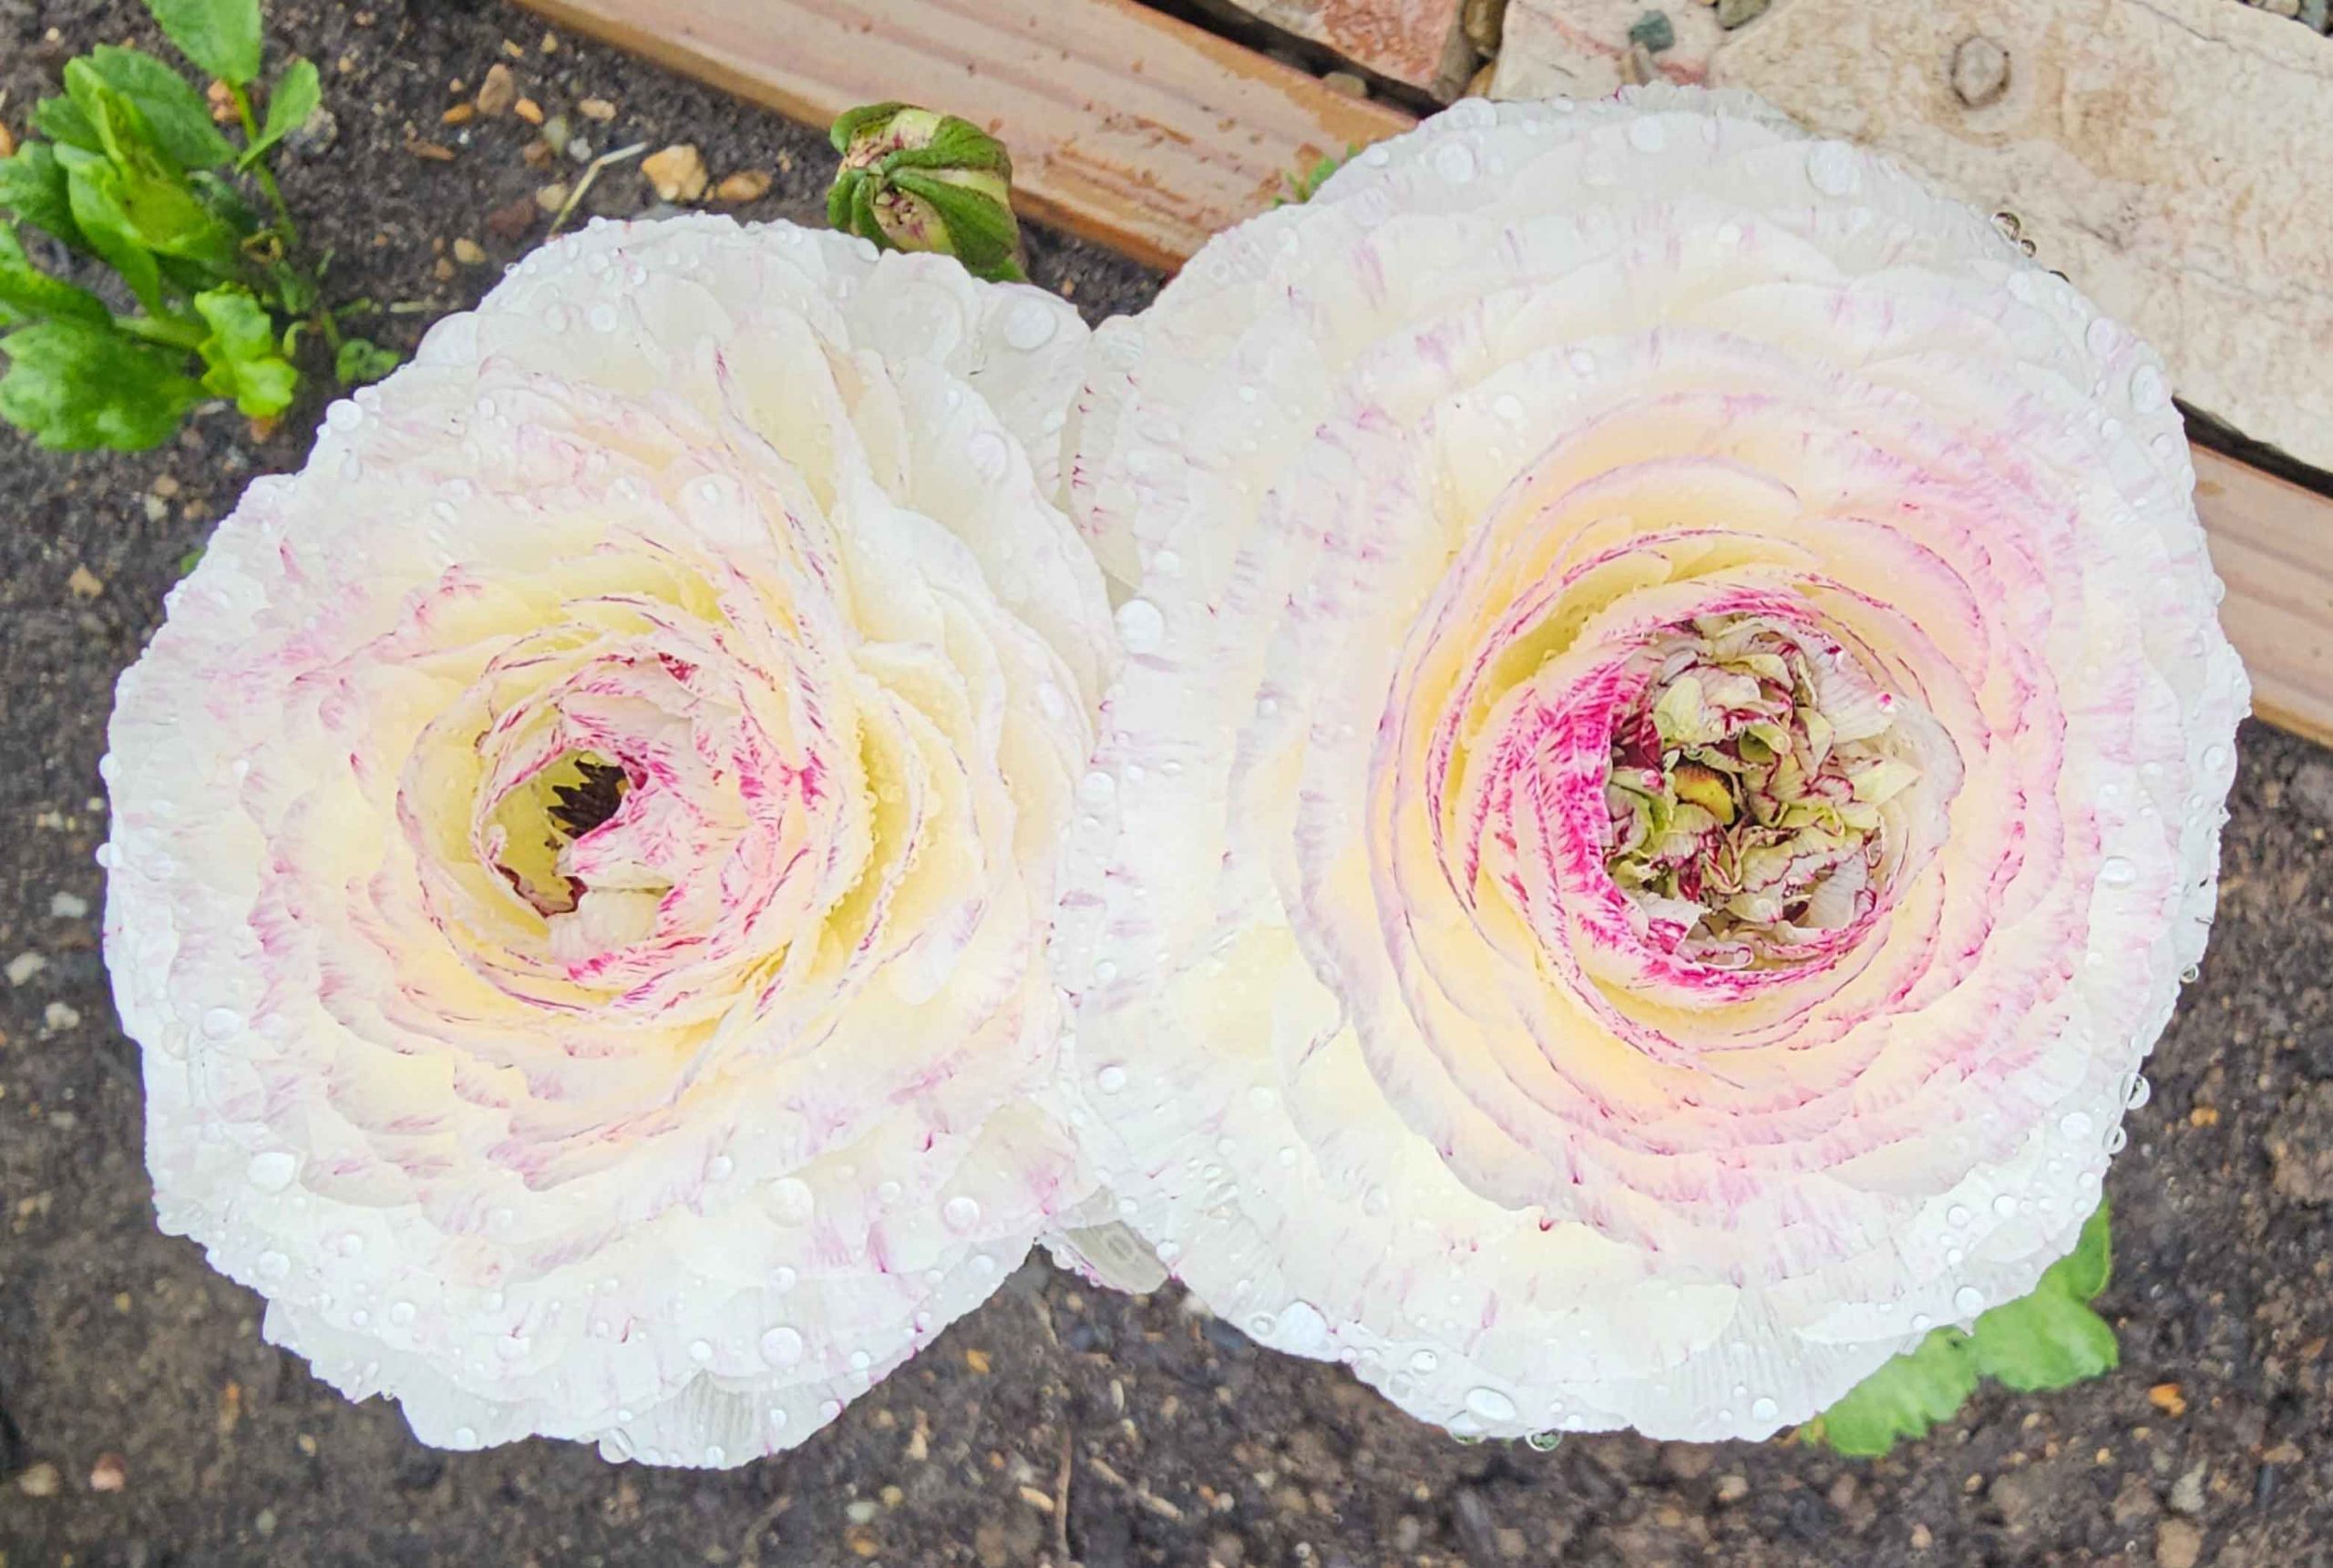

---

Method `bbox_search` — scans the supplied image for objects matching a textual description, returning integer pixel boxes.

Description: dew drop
[388,1300,416,1327]
[768,1177,816,1225]
[942,1195,982,1233]
[1465,1387,1519,1424]
[1115,599,1165,651]
[1993,1194,2021,1217]
[1525,1430,1564,1452]
[1096,1064,1129,1093]
[1078,771,1118,806]
[1003,299,1060,351]
[1750,1396,1779,1422]
[2059,1109,2094,1138]
[498,1335,531,1361]
[201,1007,244,1040]
[1627,118,1666,154]
[2130,363,2170,413]
[2125,1075,2152,1110]
[1491,392,1526,424]
[1806,142,1861,196]
[1433,142,1478,184]
[761,1326,805,1366]
[247,1151,298,1193]
[2098,857,2137,888]
[703,1445,727,1467]
[256,1250,290,1279]
[689,1339,714,1363]
[1410,1348,1439,1374]
[1954,1286,1986,1317]
[1947,1204,1971,1227]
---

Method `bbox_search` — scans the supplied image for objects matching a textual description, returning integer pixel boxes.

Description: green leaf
[192,283,296,417]
[1804,1203,2119,1458]
[82,46,238,170]
[242,58,320,168]
[142,0,265,87]
[334,336,399,387]
[31,95,101,151]
[889,169,1023,282]
[1968,1203,2118,1392]
[0,223,112,326]
[0,144,89,249]
[1804,1329,1979,1459]
[57,148,168,313]
[0,316,203,450]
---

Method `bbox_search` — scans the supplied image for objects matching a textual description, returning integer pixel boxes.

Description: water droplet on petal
[1096,1064,1129,1093]
[1806,142,1861,196]
[1003,299,1060,351]
[201,1007,244,1040]
[247,1152,298,1192]
[1627,118,1665,153]
[1433,142,1477,184]
[689,1339,714,1363]
[2061,1110,2095,1138]
[2099,857,2137,887]
[768,1178,816,1225]
[1751,1396,1779,1422]
[1115,599,1165,651]
[1954,1286,1986,1317]
[761,1326,805,1366]
[942,1196,982,1233]
[1465,1387,1519,1424]
[256,1250,290,1280]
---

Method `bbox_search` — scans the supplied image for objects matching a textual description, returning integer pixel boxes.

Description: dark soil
[5,3,2333,1565]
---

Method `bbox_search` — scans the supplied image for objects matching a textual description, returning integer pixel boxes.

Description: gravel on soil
[5,4,2333,1566]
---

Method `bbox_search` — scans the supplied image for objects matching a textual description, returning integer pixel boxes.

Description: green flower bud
[827,102,1025,283]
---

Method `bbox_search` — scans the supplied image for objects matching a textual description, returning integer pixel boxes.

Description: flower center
[1602,614,1917,969]
[489,749,634,917]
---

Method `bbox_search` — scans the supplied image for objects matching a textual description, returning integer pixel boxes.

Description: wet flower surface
[104,215,1115,1465]
[1056,88,2247,1441]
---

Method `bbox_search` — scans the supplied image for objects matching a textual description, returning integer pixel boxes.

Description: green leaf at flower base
[1804,1203,2117,1458]
[241,59,320,169]
[192,283,296,417]
[0,317,204,450]
[0,143,89,249]
[0,224,111,329]
[81,46,239,171]
[142,0,265,87]
[334,336,399,388]
[1968,1202,2117,1391]
[1802,1329,1980,1460]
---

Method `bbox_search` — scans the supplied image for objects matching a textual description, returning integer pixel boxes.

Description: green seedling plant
[0,0,397,451]
[1802,1203,2119,1456]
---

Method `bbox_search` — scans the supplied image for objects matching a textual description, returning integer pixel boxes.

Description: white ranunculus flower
[105,216,1117,1465]
[1055,89,2247,1442]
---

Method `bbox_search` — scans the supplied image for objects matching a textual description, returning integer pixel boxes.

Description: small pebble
[475,62,518,117]
[1463,0,1504,52]
[2156,1519,2205,1568]
[577,97,618,121]
[17,1462,62,1498]
[1715,1474,1751,1503]
[536,181,571,212]
[642,143,710,202]
[50,891,90,919]
[45,1000,82,1030]
[1629,10,1676,52]
[1321,70,1368,98]
[89,1453,128,1493]
[452,237,488,265]
[485,197,538,242]
[2168,1462,2208,1515]
[714,169,774,204]
[514,97,544,126]
[1715,0,1769,25]
[68,565,105,599]
[6,951,47,987]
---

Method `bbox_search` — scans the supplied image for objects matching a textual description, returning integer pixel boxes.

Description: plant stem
[228,82,343,354]
[113,312,207,351]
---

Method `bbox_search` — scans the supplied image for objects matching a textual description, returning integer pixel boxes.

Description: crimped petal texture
[1057,89,2246,1442]
[106,215,1116,1466]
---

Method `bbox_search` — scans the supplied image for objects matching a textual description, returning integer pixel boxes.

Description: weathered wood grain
[516,0,1407,271]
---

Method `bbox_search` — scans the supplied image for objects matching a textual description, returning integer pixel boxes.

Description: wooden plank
[2195,448,2333,749]
[518,0,2333,753]
[515,0,1408,272]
